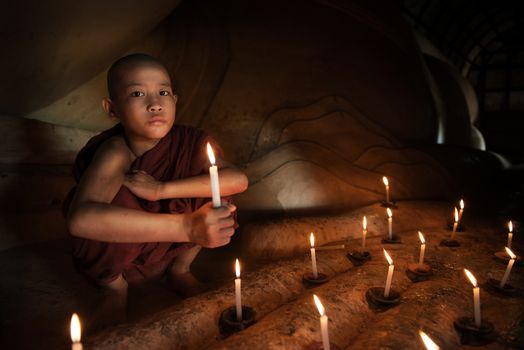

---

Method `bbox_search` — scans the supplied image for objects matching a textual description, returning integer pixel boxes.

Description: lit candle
[450,207,459,240]
[310,232,318,279]
[235,258,242,321]
[419,330,440,350]
[313,294,330,350]
[383,248,394,297]
[70,313,83,350]
[382,176,390,203]
[387,208,393,240]
[507,221,513,249]
[418,231,426,265]
[362,216,367,250]
[500,247,516,288]
[206,143,221,208]
[464,269,481,328]
[458,199,465,222]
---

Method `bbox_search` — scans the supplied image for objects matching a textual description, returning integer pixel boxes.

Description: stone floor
[2,200,522,349]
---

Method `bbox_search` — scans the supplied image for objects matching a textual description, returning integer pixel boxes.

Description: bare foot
[168,271,207,298]
[86,276,128,334]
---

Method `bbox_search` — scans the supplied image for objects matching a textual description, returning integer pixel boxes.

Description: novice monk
[64,53,248,327]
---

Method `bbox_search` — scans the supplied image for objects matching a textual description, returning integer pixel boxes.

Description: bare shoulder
[91,135,134,174]
[71,135,134,205]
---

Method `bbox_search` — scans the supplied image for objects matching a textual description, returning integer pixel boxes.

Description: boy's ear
[102,98,117,118]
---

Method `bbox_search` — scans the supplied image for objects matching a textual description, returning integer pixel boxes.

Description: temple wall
[0,0,501,250]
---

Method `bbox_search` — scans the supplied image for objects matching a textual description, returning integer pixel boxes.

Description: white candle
[70,313,83,350]
[313,294,330,350]
[382,176,390,202]
[310,232,318,279]
[383,249,394,297]
[387,208,393,240]
[235,259,242,321]
[206,143,221,208]
[418,231,426,265]
[464,269,481,328]
[451,207,458,240]
[419,330,440,350]
[458,199,464,222]
[500,247,516,287]
[507,221,513,249]
[362,216,367,250]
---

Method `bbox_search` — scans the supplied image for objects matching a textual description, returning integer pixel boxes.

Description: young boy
[64,53,248,325]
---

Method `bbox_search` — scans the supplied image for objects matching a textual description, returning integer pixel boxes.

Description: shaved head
[107,53,170,100]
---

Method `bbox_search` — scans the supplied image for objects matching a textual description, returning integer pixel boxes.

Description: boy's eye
[160,90,171,96]
[131,91,145,97]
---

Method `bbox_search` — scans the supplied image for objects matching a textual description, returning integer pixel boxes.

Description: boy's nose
[147,102,163,112]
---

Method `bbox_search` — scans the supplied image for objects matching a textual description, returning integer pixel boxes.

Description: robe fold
[63,124,228,286]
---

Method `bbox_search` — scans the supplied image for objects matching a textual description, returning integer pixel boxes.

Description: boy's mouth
[148,116,167,125]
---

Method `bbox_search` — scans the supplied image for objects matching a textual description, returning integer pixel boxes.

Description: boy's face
[110,64,177,142]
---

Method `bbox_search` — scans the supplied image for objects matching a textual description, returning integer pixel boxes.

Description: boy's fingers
[218,218,235,229]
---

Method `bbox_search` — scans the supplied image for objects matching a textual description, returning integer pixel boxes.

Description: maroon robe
[63,124,224,286]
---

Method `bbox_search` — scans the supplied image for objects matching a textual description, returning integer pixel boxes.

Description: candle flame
[310,232,315,248]
[386,208,392,218]
[454,207,459,222]
[363,216,367,230]
[419,330,440,350]
[418,231,425,244]
[505,247,516,259]
[464,269,477,287]
[313,294,325,316]
[206,142,216,165]
[383,248,393,265]
[459,199,464,210]
[235,258,240,278]
[509,220,513,233]
[382,176,389,186]
[70,313,81,343]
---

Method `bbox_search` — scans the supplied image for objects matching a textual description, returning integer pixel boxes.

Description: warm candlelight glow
[464,269,477,287]
[418,231,425,244]
[505,247,516,259]
[313,294,325,316]
[459,199,464,210]
[206,142,216,165]
[419,330,440,350]
[363,216,367,230]
[382,176,389,186]
[235,258,240,278]
[509,221,513,232]
[70,313,81,343]
[387,208,392,218]
[383,248,393,265]
[454,207,459,222]
[310,232,315,247]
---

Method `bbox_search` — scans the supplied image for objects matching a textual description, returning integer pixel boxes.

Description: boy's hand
[123,170,163,201]
[186,202,237,248]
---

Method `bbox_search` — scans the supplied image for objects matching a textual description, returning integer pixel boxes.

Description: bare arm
[124,158,248,201]
[67,138,236,247]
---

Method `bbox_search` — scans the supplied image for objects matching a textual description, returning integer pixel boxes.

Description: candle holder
[365,287,400,309]
[304,341,341,350]
[440,238,460,247]
[453,316,495,346]
[347,251,371,266]
[303,272,329,286]
[381,236,402,244]
[485,278,517,297]
[405,263,432,282]
[493,251,521,265]
[380,200,397,209]
[219,305,256,336]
